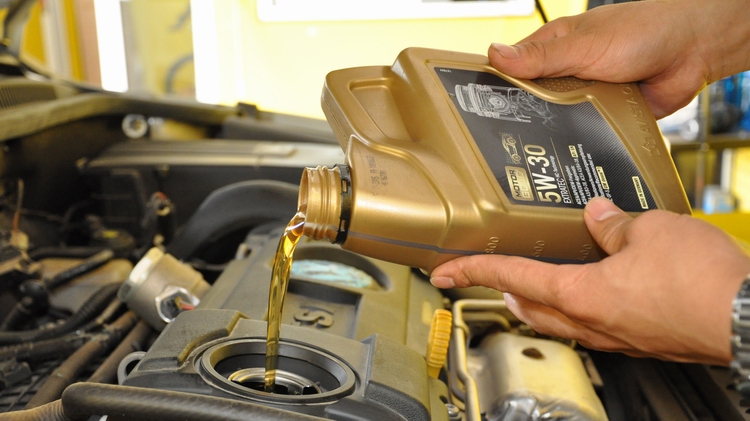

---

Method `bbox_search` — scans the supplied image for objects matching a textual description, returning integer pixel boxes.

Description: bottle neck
[299,164,351,243]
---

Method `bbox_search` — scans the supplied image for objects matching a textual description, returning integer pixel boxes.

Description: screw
[445,403,461,420]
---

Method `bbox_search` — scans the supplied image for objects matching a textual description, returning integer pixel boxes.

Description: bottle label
[434,67,656,211]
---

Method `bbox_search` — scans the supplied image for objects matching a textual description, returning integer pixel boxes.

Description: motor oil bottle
[299,47,691,272]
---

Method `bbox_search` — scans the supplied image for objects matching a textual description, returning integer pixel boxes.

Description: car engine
[0,50,747,421]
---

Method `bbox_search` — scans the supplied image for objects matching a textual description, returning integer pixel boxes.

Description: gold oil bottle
[299,47,691,273]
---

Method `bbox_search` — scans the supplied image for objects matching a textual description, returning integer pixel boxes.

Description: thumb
[488,36,584,80]
[583,197,634,255]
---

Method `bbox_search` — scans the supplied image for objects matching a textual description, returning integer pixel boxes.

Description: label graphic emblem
[454,82,557,127]
[501,133,522,164]
[506,167,533,201]
[436,67,658,212]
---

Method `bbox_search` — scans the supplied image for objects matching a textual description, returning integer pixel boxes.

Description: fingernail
[502,292,518,308]
[585,197,623,221]
[491,43,520,59]
[430,276,455,289]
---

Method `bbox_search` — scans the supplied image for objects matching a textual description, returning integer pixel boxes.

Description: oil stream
[264,212,305,393]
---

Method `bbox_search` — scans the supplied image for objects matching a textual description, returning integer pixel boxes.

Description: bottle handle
[322,65,413,149]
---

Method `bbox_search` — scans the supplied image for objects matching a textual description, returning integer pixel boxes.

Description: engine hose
[87,320,152,384]
[1,279,51,332]
[0,299,34,331]
[60,383,322,421]
[80,298,125,331]
[28,247,109,261]
[0,283,121,346]
[0,400,69,421]
[24,312,139,409]
[45,249,114,291]
[166,180,298,260]
[0,334,91,362]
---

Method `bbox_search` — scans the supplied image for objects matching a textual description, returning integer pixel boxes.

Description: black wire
[19,209,64,224]
[0,283,121,346]
[535,0,549,23]
[44,249,114,291]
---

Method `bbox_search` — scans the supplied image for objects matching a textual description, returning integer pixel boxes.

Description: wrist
[680,0,750,82]
[731,274,750,396]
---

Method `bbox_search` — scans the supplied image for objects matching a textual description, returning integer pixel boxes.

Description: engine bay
[0,65,747,420]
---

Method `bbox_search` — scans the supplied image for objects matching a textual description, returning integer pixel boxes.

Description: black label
[434,67,656,212]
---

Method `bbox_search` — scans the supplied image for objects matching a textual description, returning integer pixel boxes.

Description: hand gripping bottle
[299,47,690,272]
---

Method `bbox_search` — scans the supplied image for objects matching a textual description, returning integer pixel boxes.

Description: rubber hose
[24,342,107,408]
[0,283,121,346]
[87,320,152,384]
[24,312,139,409]
[45,249,114,291]
[0,300,33,331]
[166,180,298,260]
[0,334,91,362]
[61,383,323,421]
[0,400,69,421]
[28,247,108,261]
[79,299,125,332]
[2,279,50,332]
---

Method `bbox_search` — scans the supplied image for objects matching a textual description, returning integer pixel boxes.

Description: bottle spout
[299,165,351,243]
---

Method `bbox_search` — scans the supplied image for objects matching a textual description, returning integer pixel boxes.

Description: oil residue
[264,212,305,393]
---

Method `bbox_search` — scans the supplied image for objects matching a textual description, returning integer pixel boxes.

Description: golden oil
[264,212,304,393]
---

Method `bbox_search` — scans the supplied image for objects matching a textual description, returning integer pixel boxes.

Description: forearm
[490,0,750,117]
[677,0,750,83]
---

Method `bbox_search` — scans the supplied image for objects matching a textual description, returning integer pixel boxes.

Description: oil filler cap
[426,309,452,378]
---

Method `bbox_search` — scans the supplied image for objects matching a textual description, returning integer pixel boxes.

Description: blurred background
[8,0,589,117]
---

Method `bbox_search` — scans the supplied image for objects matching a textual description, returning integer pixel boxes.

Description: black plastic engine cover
[122,224,449,420]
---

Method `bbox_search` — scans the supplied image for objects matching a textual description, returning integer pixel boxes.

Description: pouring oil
[262,164,344,393]
[263,46,693,391]
[264,212,304,393]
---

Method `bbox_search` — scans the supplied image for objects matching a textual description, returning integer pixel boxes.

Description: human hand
[430,198,750,365]
[489,0,750,118]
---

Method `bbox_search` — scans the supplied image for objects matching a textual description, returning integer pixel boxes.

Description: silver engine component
[118,247,210,330]
[476,334,608,421]
[451,300,608,421]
